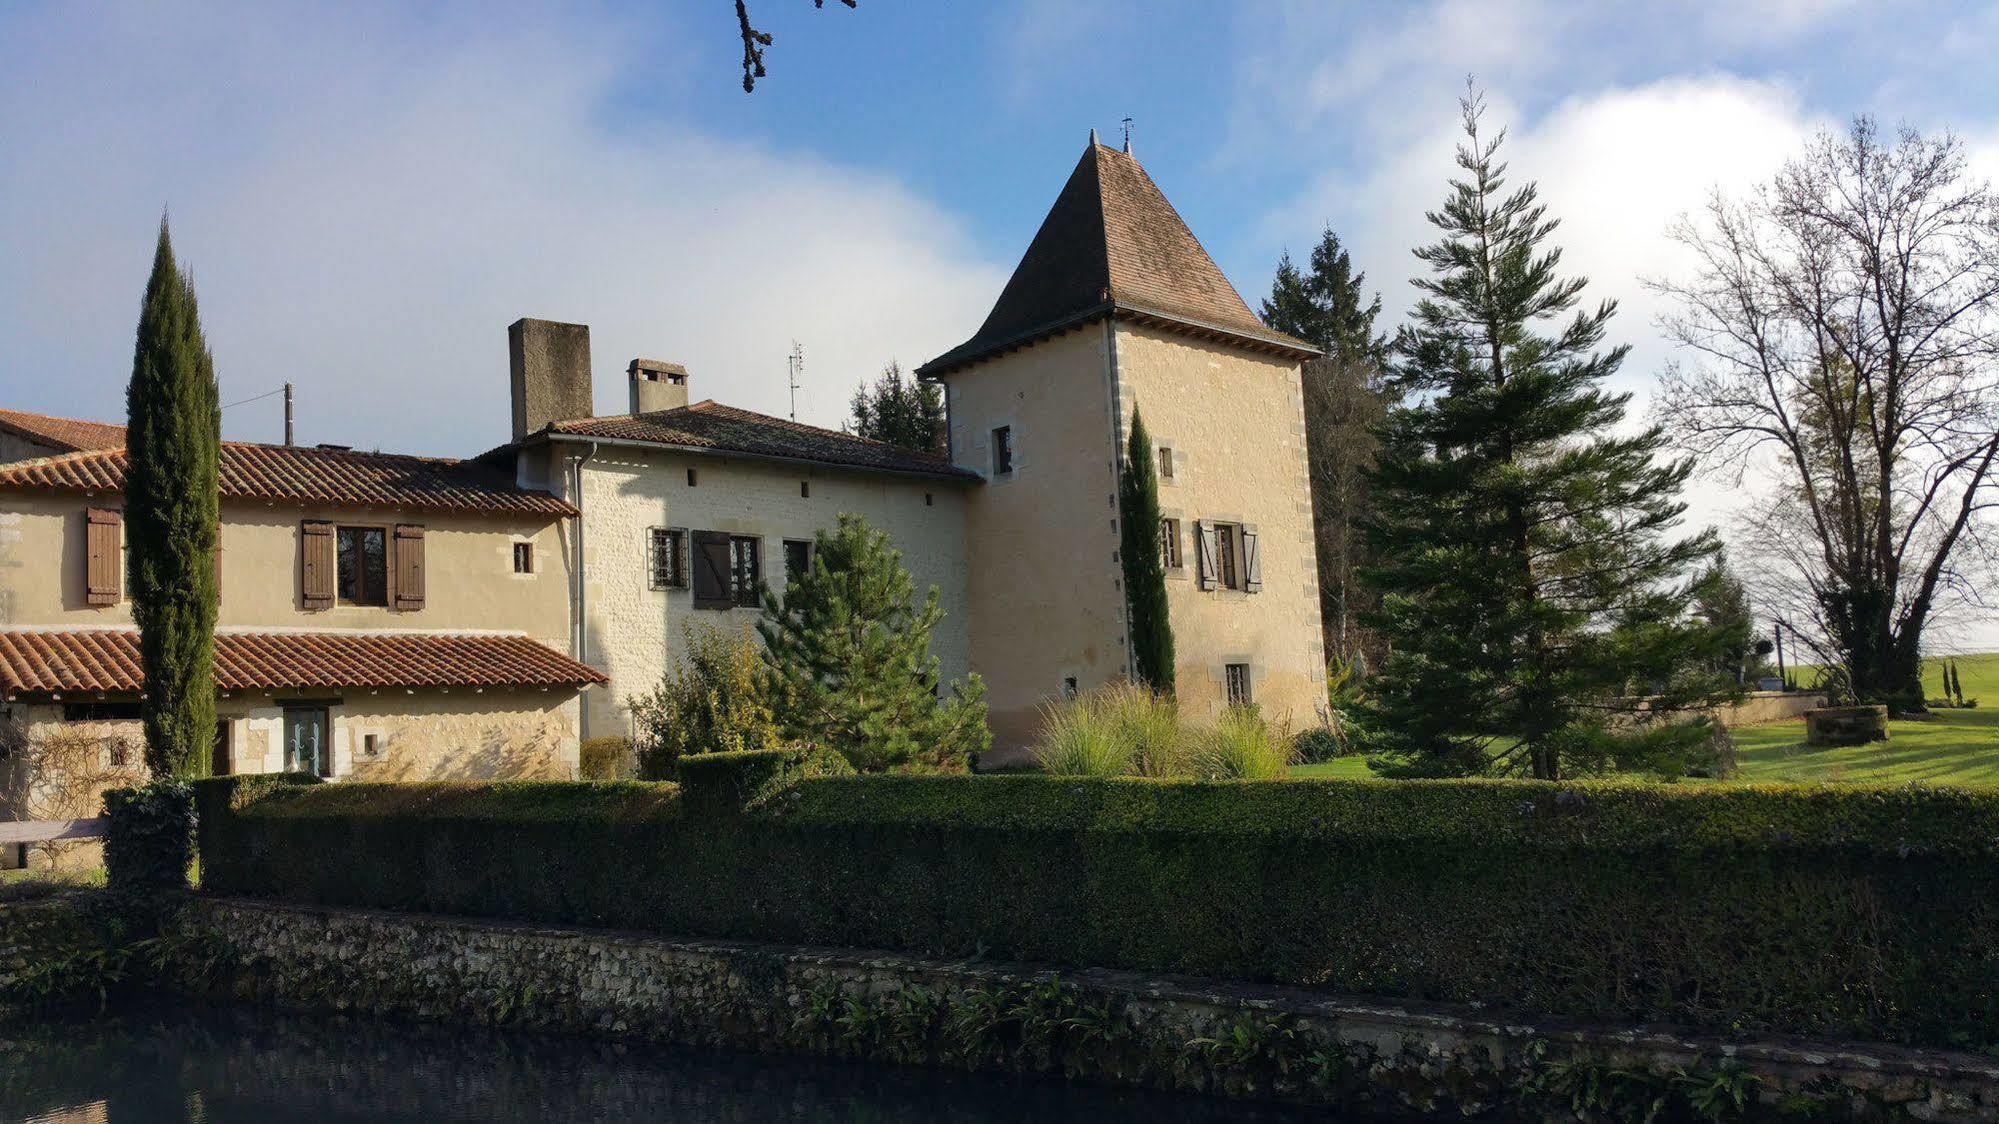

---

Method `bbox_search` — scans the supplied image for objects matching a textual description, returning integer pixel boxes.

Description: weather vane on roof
[1122,117,1133,154]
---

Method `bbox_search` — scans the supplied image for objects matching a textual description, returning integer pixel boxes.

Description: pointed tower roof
[919,141,1316,377]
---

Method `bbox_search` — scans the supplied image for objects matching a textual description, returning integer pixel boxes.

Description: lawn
[1293,653,1999,786]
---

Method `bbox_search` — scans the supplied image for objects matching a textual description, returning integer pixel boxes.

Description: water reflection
[3,1002,1334,1122]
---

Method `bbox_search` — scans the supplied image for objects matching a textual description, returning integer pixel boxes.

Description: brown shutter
[85,507,122,606]
[301,520,336,610]
[692,530,733,609]
[1242,525,1261,593]
[1194,521,1218,591]
[393,524,425,611]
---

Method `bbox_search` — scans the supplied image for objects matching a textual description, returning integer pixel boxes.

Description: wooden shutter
[300,520,336,610]
[1194,521,1218,591]
[1241,525,1261,593]
[394,524,425,610]
[84,507,122,606]
[692,530,733,609]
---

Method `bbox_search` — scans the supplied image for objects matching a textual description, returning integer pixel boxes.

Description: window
[336,526,388,605]
[361,733,381,759]
[924,492,933,507]
[800,481,811,498]
[784,539,814,583]
[512,541,534,574]
[728,535,761,607]
[1062,676,1079,699]
[1225,663,1252,706]
[1157,446,1174,480]
[991,426,1014,475]
[1159,518,1182,569]
[649,528,687,590]
[687,467,699,487]
[1215,523,1239,590]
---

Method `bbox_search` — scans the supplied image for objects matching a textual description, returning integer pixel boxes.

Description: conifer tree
[1361,89,1733,780]
[1263,230,1395,668]
[848,361,946,454]
[759,514,989,771]
[1118,409,1174,693]
[125,221,221,778]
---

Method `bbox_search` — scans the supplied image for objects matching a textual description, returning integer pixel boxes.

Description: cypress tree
[1119,409,1174,693]
[125,220,221,779]
[758,514,989,771]
[1361,89,1732,780]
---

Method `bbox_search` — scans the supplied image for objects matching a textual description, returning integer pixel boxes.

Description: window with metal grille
[728,536,761,607]
[1225,663,1252,706]
[649,527,687,590]
[784,538,813,583]
[1159,517,1182,568]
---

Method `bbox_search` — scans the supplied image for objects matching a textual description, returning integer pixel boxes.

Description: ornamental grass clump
[1032,691,1134,777]
[1187,707,1293,780]
[1099,682,1183,778]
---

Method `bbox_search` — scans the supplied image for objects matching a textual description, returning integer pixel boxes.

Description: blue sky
[2,1,1997,638]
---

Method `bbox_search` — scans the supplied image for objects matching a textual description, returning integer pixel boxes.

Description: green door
[282,706,330,777]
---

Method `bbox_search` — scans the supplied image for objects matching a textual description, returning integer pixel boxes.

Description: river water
[2,1002,1334,1122]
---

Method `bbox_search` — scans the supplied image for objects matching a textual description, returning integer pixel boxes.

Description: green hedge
[195,763,1999,1050]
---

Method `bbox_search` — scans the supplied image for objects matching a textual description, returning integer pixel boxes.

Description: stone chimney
[628,358,689,414]
[509,318,593,441]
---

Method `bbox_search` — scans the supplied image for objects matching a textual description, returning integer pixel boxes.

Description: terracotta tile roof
[540,401,979,481]
[0,630,606,697]
[0,441,576,517]
[0,408,127,454]
[919,143,1316,378]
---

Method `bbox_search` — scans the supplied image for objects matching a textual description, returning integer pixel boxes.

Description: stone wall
[0,895,95,1010]
[184,897,1999,1120]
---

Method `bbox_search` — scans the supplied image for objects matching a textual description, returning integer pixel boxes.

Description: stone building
[918,138,1326,745]
[0,423,604,808]
[0,135,1326,770]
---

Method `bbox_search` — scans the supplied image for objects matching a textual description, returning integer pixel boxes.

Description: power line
[220,386,286,411]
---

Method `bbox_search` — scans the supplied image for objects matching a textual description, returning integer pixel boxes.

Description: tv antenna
[787,341,804,422]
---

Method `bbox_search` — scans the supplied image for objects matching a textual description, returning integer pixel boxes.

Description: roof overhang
[534,431,982,484]
[916,300,1319,380]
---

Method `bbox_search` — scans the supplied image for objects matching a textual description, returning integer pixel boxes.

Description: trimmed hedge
[195,761,1999,1050]
[103,782,197,913]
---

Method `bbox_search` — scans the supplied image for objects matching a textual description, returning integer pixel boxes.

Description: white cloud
[0,4,1003,455]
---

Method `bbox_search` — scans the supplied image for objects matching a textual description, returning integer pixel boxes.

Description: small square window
[361,733,381,759]
[1159,518,1182,568]
[1225,663,1252,706]
[784,538,813,582]
[512,541,534,574]
[1157,446,1174,480]
[991,426,1014,475]
[687,467,699,487]
[1062,676,1079,699]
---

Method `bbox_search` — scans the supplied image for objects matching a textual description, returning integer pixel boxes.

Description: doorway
[282,705,332,777]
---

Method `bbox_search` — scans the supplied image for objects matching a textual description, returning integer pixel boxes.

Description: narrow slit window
[991,426,1014,475]
[1157,446,1174,480]
[512,541,534,574]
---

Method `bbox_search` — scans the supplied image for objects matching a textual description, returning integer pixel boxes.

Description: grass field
[1294,653,1999,786]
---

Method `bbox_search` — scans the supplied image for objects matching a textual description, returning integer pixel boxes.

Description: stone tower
[919,138,1327,750]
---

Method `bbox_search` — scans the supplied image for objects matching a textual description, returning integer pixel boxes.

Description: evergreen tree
[1691,549,1757,685]
[125,221,221,779]
[1263,230,1396,668]
[1361,89,1732,780]
[759,514,989,771]
[1118,409,1174,693]
[848,361,946,454]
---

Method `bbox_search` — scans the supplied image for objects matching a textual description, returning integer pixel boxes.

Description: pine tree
[759,514,989,771]
[1263,229,1396,669]
[125,221,221,779]
[848,361,946,454]
[1361,88,1732,780]
[1119,409,1174,693]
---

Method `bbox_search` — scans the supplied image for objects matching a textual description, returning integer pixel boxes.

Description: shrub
[102,781,196,920]
[197,773,1999,1051]
[579,736,634,781]
[629,622,781,780]
[1185,707,1292,779]
[1292,727,1344,764]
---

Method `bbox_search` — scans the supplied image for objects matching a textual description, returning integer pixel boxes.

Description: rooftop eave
[538,430,981,484]
[917,300,1318,380]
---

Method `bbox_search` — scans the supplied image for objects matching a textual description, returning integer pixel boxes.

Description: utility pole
[283,383,295,446]
[1773,617,1788,691]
